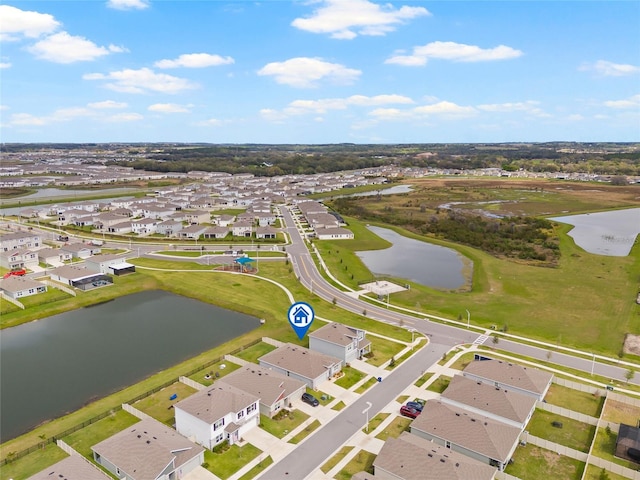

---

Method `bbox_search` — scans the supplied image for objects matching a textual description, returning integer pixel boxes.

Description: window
[237,410,244,420]
[214,419,224,430]
[215,433,224,444]
[247,403,257,414]
[445,441,451,449]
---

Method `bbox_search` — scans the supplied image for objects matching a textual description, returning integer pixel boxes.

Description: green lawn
[62,410,140,458]
[364,412,390,434]
[425,375,451,394]
[332,401,347,411]
[355,377,378,394]
[414,372,434,387]
[334,365,366,389]
[259,410,309,439]
[233,342,277,364]
[237,455,274,480]
[365,337,406,367]
[591,427,639,470]
[544,383,604,418]
[396,395,409,404]
[583,464,630,480]
[288,419,321,444]
[505,444,585,480]
[375,416,412,441]
[602,399,640,424]
[132,382,197,424]
[204,443,262,479]
[335,450,376,480]
[321,446,354,473]
[18,288,73,308]
[0,444,68,480]
[527,409,596,453]
[187,360,241,386]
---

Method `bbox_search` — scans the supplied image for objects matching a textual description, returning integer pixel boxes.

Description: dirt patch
[623,334,640,356]
[603,400,640,424]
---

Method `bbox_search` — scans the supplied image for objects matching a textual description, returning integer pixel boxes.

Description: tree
[625,368,635,383]
[598,468,610,480]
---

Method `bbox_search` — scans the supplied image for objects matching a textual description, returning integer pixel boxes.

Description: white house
[0,248,39,270]
[178,224,208,239]
[202,226,229,239]
[60,243,100,259]
[232,221,253,237]
[0,276,47,299]
[85,254,136,275]
[174,383,260,449]
[107,221,133,234]
[185,210,210,225]
[309,322,371,365]
[131,217,159,235]
[156,220,183,236]
[315,227,354,240]
[0,231,42,251]
[37,247,72,266]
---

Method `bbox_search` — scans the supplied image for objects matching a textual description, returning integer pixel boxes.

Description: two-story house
[308,322,371,365]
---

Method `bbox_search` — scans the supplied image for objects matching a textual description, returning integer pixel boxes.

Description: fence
[526,435,588,462]
[0,337,262,466]
[536,401,599,426]
[553,377,607,396]
[0,292,24,309]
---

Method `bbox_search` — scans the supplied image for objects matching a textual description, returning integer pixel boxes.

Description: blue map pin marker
[288,302,315,340]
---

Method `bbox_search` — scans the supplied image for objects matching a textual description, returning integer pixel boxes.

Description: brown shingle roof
[441,375,537,424]
[91,418,203,480]
[309,322,362,347]
[463,359,553,396]
[411,401,520,463]
[26,454,113,480]
[174,383,259,424]
[219,364,305,407]
[374,432,497,480]
[258,343,341,381]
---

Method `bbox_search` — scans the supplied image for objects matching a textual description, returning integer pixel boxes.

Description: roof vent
[455,463,460,467]
[137,435,141,438]
[471,418,476,422]
[146,440,151,444]
[427,453,433,458]
[440,459,445,463]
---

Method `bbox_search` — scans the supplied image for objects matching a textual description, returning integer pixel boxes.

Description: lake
[321,184,414,200]
[550,208,640,256]
[356,226,471,290]
[0,290,260,441]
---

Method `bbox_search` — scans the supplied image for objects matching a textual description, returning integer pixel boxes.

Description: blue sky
[1,0,639,144]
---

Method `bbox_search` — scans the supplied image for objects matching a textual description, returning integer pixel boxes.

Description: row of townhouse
[295,199,354,240]
[365,358,553,480]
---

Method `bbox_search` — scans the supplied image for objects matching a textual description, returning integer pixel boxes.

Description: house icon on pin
[293,306,309,324]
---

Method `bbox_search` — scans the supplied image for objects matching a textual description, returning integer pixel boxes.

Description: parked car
[400,405,420,419]
[406,401,424,412]
[3,268,27,279]
[302,392,319,407]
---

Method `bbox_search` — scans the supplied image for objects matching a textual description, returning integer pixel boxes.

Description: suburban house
[255,226,277,240]
[85,254,136,275]
[315,227,354,240]
[0,248,39,270]
[462,358,554,401]
[374,432,497,480]
[60,243,101,259]
[92,418,204,480]
[440,375,537,429]
[0,231,41,251]
[231,221,253,237]
[218,364,306,418]
[258,343,342,390]
[107,221,133,234]
[131,217,159,235]
[308,322,371,364]
[156,220,183,236]
[37,247,72,266]
[26,453,113,480]
[49,264,112,290]
[202,226,230,239]
[174,383,260,449]
[410,400,522,471]
[177,225,208,240]
[306,212,340,230]
[0,276,47,299]
[257,213,276,226]
[185,210,210,224]
[214,214,235,227]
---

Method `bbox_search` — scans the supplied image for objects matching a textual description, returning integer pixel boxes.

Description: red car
[3,269,26,279]
[400,405,420,419]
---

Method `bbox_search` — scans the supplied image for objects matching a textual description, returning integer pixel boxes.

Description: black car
[302,392,319,407]
[406,401,424,412]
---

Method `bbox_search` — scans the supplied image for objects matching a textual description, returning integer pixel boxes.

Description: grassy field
[334,365,366,389]
[591,427,638,470]
[602,399,640,424]
[374,416,412,441]
[204,443,261,479]
[187,360,241,386]
[364,336,407,367]
[321,446,354,473]
[335,449,376,480]
[544,383,605,417]
[425,375,451,393]
[365,412,390,434]
[62,410,139,458]
[259,410,309,439]
[527,409,596,452]
[237,456,273,480]
[288,419,320,444]
[132,382,197,425]
[505,443,585,480]
[0,443,69,480]
[234,342,277,364]
[583,464,630,480]
[354,377,378,394]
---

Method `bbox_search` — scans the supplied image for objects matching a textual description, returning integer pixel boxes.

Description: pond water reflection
[550,208,640,256]
[0,290,260,441]
[356,226,471,290]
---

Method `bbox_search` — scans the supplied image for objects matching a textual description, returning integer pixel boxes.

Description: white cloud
[107,0,149,11]
[580,60,640,77]
[83,68,198,94]
[603,94,640,109]
[106,112,144,122]
[0,105,8,111]
[148,103,191,113]
[477,100,549,117]
[413,101,477,117]
[0,5,60,41]
[0,62,11,69]
[155,53,234,69]
[566,114,584,121]
[194,118,223,126]
[259,109,288,123]
[386,41,523,66]
[368,108,410,120]
[258,57,361,88]
[27,32,124,63]
[51,107,95,120]
[10,113,48,126]
[292,0,429,40]
[88,100,128,109]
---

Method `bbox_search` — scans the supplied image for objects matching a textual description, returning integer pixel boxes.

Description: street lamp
[591,353,596,376]
[407,328,416,351]
[362,401,372,432]
[466,309,470,329]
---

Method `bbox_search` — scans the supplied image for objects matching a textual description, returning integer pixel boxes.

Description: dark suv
[406,401,424,412]
[302,392,319,407]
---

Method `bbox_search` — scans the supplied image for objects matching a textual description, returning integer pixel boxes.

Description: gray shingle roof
[219,364,305,407]
[441,375,537,424]
[374,432,497,480]
[411,400,520,463]
[258,343,341,381]
[463,359,553,396]
[309,322,362,347]
[26,454,113,480]
[174,383,259,424]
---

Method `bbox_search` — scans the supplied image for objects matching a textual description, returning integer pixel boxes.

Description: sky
[1,0,639,144]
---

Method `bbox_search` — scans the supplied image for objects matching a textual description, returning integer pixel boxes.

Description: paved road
[261,339,452,480]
